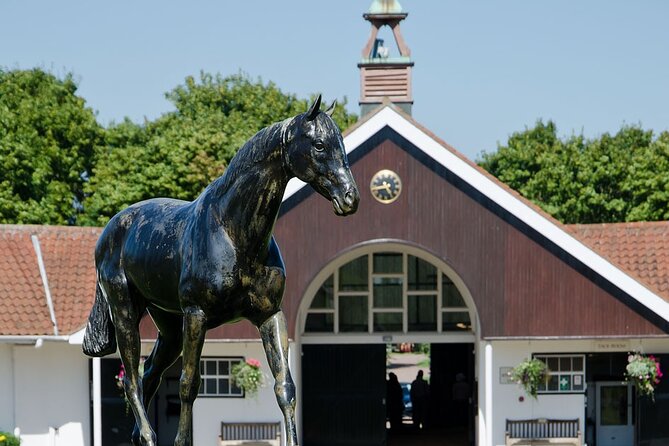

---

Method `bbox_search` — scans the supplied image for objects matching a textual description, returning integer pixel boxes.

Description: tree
[478,121,669,224]
[0,69,102,224]
[81,73,357,226]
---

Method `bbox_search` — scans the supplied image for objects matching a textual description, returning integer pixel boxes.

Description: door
[302,344,386,446]
[596,382,634,446]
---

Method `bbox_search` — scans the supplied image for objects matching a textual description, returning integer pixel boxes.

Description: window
[304,250,472,334]
[534,354,586,394]
[198,358,244,397]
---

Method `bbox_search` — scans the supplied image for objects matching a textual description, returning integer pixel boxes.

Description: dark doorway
[99,358,181,446]
[429,343,475,445]
[100,358,135,446]
[302,344,387,446]
[586,352,669,445]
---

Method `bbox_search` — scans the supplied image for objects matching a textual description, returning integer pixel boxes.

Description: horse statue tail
[82,281,117,357]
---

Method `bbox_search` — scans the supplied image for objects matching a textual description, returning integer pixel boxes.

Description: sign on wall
[500,367,514,384]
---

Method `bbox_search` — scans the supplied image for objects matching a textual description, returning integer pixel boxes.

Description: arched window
[303,251,472,334]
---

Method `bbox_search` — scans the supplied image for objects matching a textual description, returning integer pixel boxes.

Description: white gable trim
[282,106,669,325]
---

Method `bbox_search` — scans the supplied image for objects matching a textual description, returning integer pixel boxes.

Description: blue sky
[2,0,668,161]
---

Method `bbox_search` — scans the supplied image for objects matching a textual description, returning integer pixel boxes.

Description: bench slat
[506,418,580,439]
[221,422,281,441]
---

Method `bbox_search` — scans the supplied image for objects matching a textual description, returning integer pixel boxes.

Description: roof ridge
[567,221,669,230]
[0,224,103,234]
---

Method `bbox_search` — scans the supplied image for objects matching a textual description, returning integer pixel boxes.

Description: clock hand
[371,183,392,192]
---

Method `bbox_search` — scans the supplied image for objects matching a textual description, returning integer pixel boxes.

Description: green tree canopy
[478,121,669,224]
[0,68,102,224]
[81,73,357,226]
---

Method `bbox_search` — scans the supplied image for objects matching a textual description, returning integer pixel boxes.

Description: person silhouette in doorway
[386,372,404,431]
[410,370,429,430]
[452,372,470,426]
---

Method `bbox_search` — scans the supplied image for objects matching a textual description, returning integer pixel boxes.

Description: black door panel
[302,344,386,446]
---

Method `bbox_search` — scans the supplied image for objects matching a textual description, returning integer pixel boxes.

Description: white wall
[490,341,585,446]
[0,344,16,433]
[12,341,90,446]
[486,338,669,446]
[191,341,298,446]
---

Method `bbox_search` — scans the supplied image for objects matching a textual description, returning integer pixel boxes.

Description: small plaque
[592,340,630,351]
[500,367,514,384]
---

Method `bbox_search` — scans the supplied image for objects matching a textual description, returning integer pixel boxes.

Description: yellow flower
[0,434,6,441]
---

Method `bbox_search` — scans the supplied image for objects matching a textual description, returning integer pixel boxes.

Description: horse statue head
[282,95,360,216]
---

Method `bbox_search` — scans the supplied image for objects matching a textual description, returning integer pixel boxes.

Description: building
[1,1,669,445]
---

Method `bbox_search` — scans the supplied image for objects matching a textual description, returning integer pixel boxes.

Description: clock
[370,169,402,204]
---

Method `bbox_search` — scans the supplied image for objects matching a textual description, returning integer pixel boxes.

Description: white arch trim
[296,240,480,345]
[283,105,669,325]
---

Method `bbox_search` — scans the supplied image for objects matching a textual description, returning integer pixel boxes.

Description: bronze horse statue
[82,95,359,446]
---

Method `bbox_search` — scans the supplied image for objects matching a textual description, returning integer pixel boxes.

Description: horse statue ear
[325,100,337,117]
[306,94,322,121]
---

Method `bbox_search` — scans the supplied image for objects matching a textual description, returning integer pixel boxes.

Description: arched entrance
[296,242,479,446]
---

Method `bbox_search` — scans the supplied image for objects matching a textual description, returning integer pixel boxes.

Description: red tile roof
[0,225,100,336]
[567,221,669,303]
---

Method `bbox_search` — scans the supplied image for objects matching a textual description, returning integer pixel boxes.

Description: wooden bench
[505,418,582,446]
[219,422,282,446]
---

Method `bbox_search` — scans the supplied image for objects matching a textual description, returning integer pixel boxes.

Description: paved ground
[387,352,430,383]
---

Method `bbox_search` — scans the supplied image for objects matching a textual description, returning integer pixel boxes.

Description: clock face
[370,169,402,204]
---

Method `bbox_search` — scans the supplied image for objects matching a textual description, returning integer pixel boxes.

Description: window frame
[303,250,473,335]
[533,353,586,395]
[198,356,245,398]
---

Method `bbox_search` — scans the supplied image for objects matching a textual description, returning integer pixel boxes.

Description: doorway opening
[385,343,475,446]
[300,342,475,446]
[585,352,669,445]
[99,357,181,446]
[298,243,479,446]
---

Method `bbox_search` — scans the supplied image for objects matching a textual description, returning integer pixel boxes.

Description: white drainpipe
[93,357,102,446]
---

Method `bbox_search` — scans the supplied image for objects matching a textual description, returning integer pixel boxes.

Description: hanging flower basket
[0,431,21,446]
[625,352,662,401]
[231,358,265,397]
[511,358,550,399]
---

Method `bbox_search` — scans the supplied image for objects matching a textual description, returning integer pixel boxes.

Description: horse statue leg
[174,305,207,446]
[132,310,184,445]
[259,311,298,446]
[98,271,156,446]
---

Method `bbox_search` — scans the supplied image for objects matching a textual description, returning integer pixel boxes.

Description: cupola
[359,0,414,116]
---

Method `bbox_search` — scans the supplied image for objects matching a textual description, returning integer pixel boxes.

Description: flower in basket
[231,358,265,397]
[114,359,144,414]
[115,364,126,390]
[0,430,21,446]
[625,352,662,401]
[511,358,550,399]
